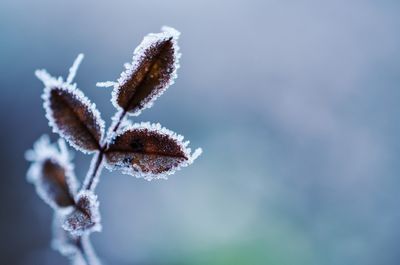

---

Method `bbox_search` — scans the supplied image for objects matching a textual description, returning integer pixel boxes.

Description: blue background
[1,0,400,264]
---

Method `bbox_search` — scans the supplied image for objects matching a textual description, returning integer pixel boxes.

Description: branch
[82,110,127,191]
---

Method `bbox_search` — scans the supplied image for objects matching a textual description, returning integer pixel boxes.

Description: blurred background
[1,0,400,264]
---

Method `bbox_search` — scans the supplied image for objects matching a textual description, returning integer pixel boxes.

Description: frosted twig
[96,81,116,88]
[82,109,127,191]
[67,53,84,85]
[27,27,202,265]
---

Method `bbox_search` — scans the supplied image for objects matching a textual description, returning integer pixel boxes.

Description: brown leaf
[40,159,76,207]
[26,136,78,209]
[44,86,105,153]
[63,191,101,236]
[112,27,181,115]
[104,123,200,180]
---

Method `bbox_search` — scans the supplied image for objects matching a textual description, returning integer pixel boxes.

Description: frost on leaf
[63,191,101,236]
[43,86,104,153]
[105,122,202,180]
[53,214,99,265]
[36,55,105,153]
[26,135,78,209]
[112,26,181,116]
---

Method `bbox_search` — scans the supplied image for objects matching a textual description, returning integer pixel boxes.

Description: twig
[27,27,201,265]
[83,110,127,191]
[76,235,101,265]
[77,110,127,265]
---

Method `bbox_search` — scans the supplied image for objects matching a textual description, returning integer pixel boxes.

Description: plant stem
[75,110,128,265]
[76,236,90,265]
[83,151,105,191]
[76,235,101,265]
[82,110,127,191]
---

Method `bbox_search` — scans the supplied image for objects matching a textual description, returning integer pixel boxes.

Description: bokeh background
[1,0,400,264]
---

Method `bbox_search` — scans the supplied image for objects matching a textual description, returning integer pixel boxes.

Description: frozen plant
[25,26,202,265]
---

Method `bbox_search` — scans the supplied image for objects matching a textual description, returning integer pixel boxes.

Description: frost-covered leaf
[63,191,101,236]
[36,56,105,153]
[43,86,104,153]
[38,159,75,207]
[53,214,100,265]
[105,122,202,180]
[26,135,78,209]
[112,26,181,116]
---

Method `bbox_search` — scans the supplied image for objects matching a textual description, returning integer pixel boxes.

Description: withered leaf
[26,136,78,209]
[63,191,101,236]
[39,159,76,208]
[112,27,181,116]
[44,86,105,153]
[105,123,200,180]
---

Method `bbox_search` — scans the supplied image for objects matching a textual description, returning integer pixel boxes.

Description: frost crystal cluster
[25,26,201,265]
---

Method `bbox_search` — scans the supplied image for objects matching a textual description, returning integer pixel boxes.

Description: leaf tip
[36,69,60,88]
[190,148,203,162]
[161,26,181,38]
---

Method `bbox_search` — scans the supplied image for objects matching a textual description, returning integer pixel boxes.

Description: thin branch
[82,109,127,191]
[96,81,116,88]
[76,235,101,265]
[78,104,128,265]
[83,151,105,191]
[67,54,84,84]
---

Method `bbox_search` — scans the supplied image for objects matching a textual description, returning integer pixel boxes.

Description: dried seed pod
[105,122,202,180]
[26,135,78,209]
[112,26,181,116]
[63,191,101,236]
